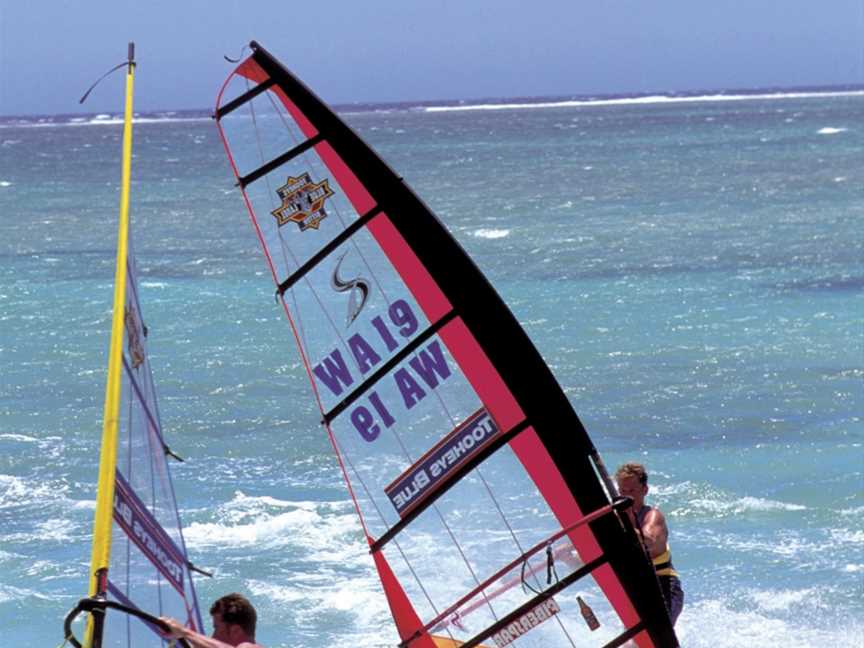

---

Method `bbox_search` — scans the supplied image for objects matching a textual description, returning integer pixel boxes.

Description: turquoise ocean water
[1,89,862,646]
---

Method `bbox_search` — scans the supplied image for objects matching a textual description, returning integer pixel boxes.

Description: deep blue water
[1,90,862,647]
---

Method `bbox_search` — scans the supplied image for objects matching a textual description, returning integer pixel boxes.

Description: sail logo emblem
[271,172,334,231]
[331,251,370,327]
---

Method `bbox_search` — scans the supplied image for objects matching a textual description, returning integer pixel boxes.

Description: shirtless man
[615,462,684,626]
[161,593,264,648]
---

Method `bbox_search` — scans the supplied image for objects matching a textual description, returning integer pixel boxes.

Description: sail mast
[85,42,136,648]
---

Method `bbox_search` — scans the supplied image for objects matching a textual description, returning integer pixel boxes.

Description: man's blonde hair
[615,462,648,485]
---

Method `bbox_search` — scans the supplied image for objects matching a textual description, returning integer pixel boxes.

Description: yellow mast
[84,43,136,648]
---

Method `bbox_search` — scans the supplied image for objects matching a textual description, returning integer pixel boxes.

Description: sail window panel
[372,450,566,613]
[238,145,368,287]
[107,527,190,619]
[103,610,159,647]
[218,75,314,180]
[279,231,439,415]
[328,354,481,538]
[117,366,187,552]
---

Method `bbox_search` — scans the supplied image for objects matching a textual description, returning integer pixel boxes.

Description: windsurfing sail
[63,44,204,648]
[214,41,679,648]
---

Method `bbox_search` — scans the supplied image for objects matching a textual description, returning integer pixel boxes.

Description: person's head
[615,462,649,509]
[210,593,257,645]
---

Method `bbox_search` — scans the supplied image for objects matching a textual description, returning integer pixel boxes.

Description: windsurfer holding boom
[161,593,264,648]
[615,463,684,626]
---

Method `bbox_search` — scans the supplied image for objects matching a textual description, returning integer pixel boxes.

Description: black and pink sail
[215,42,678,648]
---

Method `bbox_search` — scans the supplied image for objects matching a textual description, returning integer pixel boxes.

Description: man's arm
[640,507,669,559]
[160,617,233,648]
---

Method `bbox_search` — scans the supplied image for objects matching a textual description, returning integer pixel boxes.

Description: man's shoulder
[643,505,668,526]
[237,642,265,648]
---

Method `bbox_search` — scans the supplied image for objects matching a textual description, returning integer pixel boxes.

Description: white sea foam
[1,115,212,129]
[247,573,387,618]
[183,492,359,554]
[424,90,864,113]
[0,181,11,187]
[472,228,510,239]
[839,505,864,517]
[0,474,48,509]
[746,587,818,612]
[0,584,53,604]
[817,127,848,134]
[829,528,864,544]
[675,494,806,518]
[0,433,38,443]
[675,596,863,648]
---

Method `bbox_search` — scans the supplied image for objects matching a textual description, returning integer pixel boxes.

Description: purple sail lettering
[348,333,382,374]
[371,315,399,352]
[313,349,354,396]
[408,340,451,389]
[368,390,395,428]
[393,367,426,409]
[351,405,381,442]
[389,299,418,338]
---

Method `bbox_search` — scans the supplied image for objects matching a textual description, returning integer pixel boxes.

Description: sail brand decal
[271,172,334,231]
[491,598,561,647]
[331,251,370,327]
[312,299,453,442]
[113,473,185,593]
[385,408,499,516]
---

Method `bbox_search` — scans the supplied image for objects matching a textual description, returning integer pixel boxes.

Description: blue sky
[0,0,862,116]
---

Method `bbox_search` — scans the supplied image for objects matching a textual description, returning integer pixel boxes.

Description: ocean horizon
[2,82,864,124]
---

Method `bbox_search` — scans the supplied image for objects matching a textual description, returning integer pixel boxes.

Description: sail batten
[216,41,678,647]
